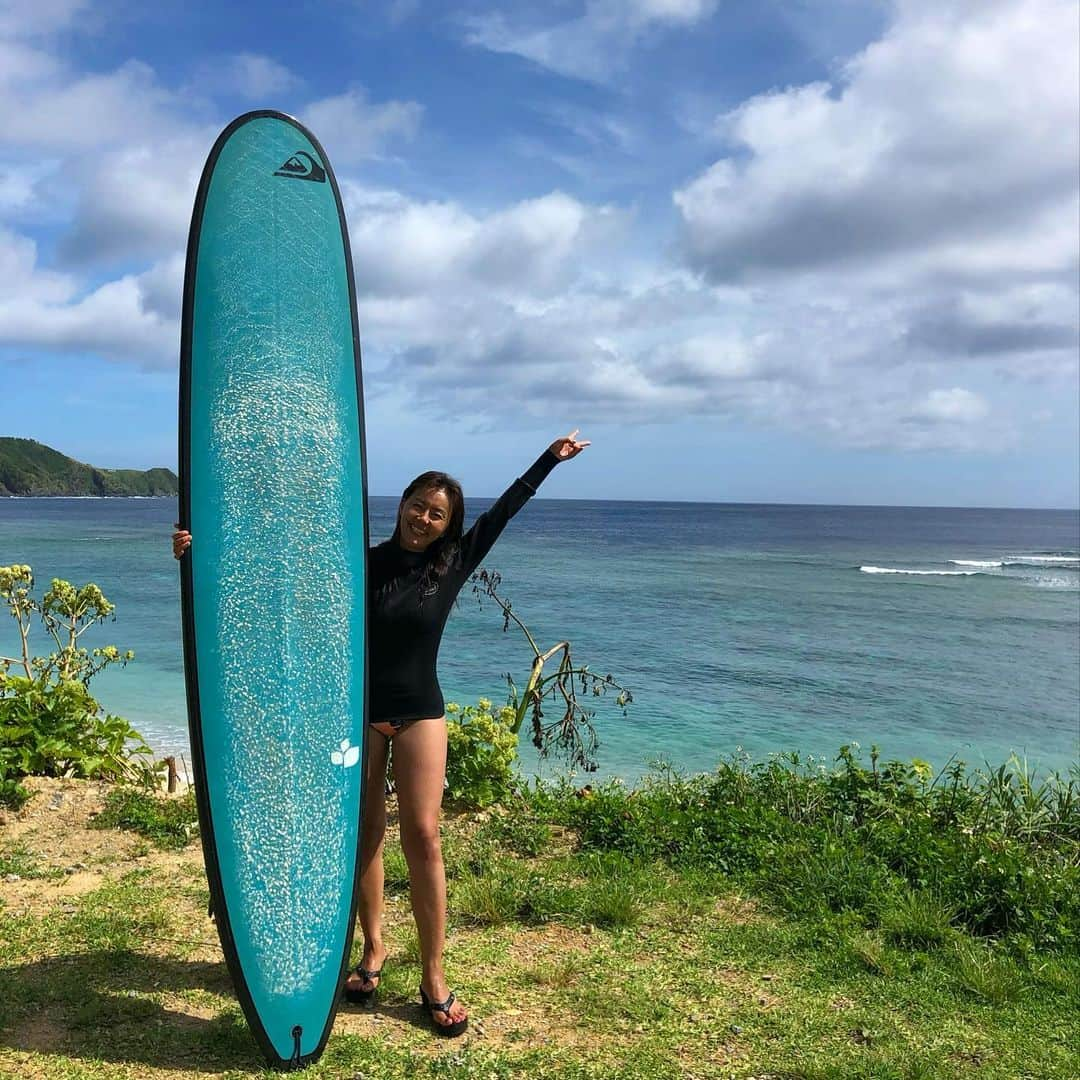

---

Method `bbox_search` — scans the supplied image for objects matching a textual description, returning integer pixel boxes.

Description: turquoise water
[2,497,1077,783]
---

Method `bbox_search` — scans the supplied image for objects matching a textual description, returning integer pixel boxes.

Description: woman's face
[398,485,452,552]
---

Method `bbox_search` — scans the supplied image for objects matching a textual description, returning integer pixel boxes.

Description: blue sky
[1,0,1077,507]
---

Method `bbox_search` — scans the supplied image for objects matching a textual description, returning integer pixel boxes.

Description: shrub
[952,940,1030,1004]
[765,838,900,921]
[452,860,567,926]
[0,769,29,810]
[444,698,518,808]
[0,565,156,789]
[1,675,154,783]
[574,851,646,927]
[525,748,1080,954]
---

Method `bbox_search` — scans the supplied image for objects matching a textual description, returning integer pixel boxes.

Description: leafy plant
[846,931,893,976]
[880,888,957,948]
[444,698,519,808]
[0,844,55,879]
[767,839,899,920]
[0,564,156,787]
[574,852,645,928]
[0,771,29,810]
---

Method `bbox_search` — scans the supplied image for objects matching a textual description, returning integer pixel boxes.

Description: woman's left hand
[549,429,591,461]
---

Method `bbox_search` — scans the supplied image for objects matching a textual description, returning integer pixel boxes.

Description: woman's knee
[401,818,442,864]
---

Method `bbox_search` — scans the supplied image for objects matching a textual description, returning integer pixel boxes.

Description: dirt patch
[1,778,202,921]
[506,924,600,965]
[333,992,607,1059]
[6,1010,69,1055]
[4,778,159,871]
[713,893,763,925]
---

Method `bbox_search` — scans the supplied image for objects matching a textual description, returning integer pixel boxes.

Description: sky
[1,0,1077,507]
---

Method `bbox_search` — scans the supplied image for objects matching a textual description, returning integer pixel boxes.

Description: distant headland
[0,437,178,497]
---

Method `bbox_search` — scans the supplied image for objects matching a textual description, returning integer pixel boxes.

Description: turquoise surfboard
[178,111,368,1070]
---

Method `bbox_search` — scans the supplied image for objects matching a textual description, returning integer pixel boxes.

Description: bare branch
[470,567,633,773]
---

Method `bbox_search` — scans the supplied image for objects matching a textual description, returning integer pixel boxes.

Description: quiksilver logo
[274,151,326,183]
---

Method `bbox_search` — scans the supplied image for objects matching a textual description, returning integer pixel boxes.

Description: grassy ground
[0,775,1077,1079]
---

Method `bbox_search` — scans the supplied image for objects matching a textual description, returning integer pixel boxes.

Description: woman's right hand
[172,523,191,560]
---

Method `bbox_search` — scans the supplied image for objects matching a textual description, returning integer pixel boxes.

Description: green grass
[90,788,199,850]
[880,888,958,948]
[1,755,1078,1078]
[1,843,63,880]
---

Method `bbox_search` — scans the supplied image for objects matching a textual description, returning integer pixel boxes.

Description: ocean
[1,496,1077,784]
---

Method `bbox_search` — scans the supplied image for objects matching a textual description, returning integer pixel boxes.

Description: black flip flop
[420,985,468,1038]
[343,964,383,1005]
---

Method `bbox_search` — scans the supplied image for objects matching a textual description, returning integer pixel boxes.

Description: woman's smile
[399,487,452,551]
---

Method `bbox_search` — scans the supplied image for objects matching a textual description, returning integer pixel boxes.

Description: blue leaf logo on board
[274,151,327,183]
[331,738,360,769]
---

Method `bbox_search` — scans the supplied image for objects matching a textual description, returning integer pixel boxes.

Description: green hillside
[0,438,178,497]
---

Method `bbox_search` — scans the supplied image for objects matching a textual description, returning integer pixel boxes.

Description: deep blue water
[2,496,1077,783]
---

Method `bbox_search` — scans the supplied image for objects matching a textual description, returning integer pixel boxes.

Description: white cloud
[57,134,211,265]
[665,0,1078,446]
[329,161,1047,453]
[225,53,300,100]
[911,387,989,425]
[0,0,90,38]
[0,227,68,303]
[0,0,1071,468]
[301,87,422,164]
[675,0,1078,283]
[463,0,719,82]
[1,57,184,150]
[0,229,176,366]
[387,0,420,23]
[344,185,613,298]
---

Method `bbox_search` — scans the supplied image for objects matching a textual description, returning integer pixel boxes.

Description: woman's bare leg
[391,717,467,1027]
[346,729,389,994]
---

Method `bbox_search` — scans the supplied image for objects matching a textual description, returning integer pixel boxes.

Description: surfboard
[178,111,368,1070]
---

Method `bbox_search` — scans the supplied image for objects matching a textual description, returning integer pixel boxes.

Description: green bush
[517,748,1080,954]
[0,565,157,792]
[444,698,518,808]
[766,838,901,921]
[0,674,154,783]
[0,769,29,810]
[880,888,957,948]
[952,939,1030,1004]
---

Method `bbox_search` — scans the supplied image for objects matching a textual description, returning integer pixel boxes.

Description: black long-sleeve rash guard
[368,450,559,724]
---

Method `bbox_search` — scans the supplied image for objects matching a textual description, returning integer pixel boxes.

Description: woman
[172,430,590,1037]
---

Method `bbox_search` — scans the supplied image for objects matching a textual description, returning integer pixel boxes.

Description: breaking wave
[860,566,980,576]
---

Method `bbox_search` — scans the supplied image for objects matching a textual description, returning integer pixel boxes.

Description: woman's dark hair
[391,471,465,581]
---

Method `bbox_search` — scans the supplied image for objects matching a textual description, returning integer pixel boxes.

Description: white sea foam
[950,559,1003,568]
[860,566,980,576]
[1004,555,1079,567]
